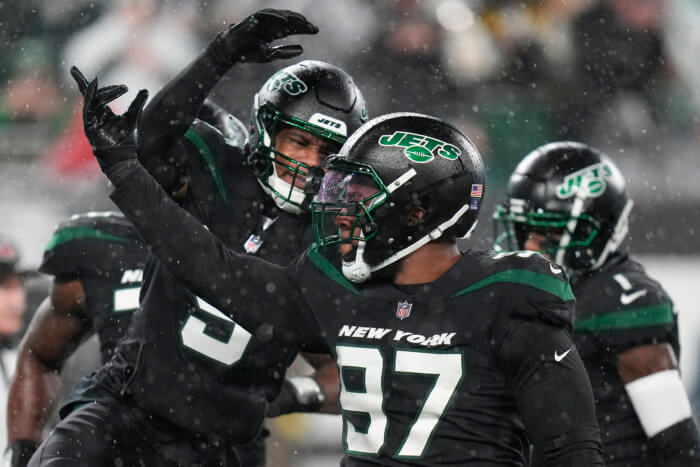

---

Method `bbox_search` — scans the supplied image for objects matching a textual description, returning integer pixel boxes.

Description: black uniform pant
[28,395,262,467]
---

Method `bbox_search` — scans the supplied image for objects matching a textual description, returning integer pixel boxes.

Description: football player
[5,98,249,467]
[5,212,146,467]
[31,9,366,467]
[493,141,700,465]
[73,92,606,465]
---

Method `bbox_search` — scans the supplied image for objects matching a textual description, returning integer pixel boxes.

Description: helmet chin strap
[590,198,633,270]
[555,183,588,272]
[460,220,479,240]
[342,239,372,283]
[341,203,472,283]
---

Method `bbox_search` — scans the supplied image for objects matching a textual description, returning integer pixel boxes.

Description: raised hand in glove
[208,9,318,68]
[70,66,148,169]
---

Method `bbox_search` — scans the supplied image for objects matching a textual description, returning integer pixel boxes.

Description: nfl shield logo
[396,301,412,320]
[243,234,263,254]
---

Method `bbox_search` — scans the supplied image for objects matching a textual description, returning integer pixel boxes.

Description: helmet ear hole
[407,206,426,226]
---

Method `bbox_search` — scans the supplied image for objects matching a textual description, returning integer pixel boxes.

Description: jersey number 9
[180,296,253,366]
[336,345,464,459]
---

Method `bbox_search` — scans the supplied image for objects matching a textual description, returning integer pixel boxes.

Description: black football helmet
[312,112,485,283]
[493,141,633,274]
[250,60,368,214]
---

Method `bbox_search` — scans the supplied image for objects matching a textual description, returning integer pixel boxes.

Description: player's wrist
[4,439,40,467]
[287,376,325,412]
[94,144,139,170]
[648,418,700,463]
[266,376,325,417]
[205,29,248,71]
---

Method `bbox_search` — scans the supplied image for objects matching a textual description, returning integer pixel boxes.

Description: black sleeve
[649,418,700,465]
[137,47,230,175]
[500,319,604,466]
[105,160,325,351]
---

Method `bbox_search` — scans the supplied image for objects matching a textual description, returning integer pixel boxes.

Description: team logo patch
[243,234,263,254]
[265,70,308,96]
[396,301,412,320]
[309,113,347,136]
[378,131,461,164]
[470,184,483,198]
[556,162,613,199]
[470,198,481,210]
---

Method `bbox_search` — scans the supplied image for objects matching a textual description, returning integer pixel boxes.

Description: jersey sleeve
[39,212,139,279]
[573,268,676,355]
[137,45,231,168]
[140,116,243,204]
[485,251,577,327]
[500,319,604,466]
[179,119,241,217]
[106,160,327,352]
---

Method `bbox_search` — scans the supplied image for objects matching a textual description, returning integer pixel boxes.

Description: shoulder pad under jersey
[573,255,674,333]
[452,250,576,325]
[40,211,142,278]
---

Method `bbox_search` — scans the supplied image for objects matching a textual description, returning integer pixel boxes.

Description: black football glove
[207,9,318,69]
[4,439,39,467]
[70,66,148,169]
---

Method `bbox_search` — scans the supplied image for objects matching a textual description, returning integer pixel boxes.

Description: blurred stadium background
[0,0,699,465]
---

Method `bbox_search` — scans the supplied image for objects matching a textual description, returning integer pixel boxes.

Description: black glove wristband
[205,38,243,72]
[4,439,39,467]
[93,144,139,171]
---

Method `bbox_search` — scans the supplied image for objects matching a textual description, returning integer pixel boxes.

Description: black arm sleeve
[138,47,229,159]
[649,418,700,465]
[137,46,232,193]
[501,319,604,466]
[105,160,324,350]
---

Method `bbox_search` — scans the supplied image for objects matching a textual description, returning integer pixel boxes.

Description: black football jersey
[39,211,146,362]
[571,253,678,466]
[108,160,606,465]
[286,248,589,466]
[79,120,313,443]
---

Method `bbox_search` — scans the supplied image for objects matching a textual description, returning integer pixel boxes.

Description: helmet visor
[311,162,386,248]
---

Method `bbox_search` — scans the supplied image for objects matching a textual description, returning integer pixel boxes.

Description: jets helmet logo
[309,113,347,136]
[556,162,613,199]
[378,131,461,164]
[265,70,308,96]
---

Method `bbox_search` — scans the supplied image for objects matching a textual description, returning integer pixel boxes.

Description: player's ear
[407,206,426,225]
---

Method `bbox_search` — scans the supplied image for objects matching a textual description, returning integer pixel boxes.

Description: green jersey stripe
[185,127,231,207]
[308,246,360,296]
[44,226,130,251]
[451,269,575,301]
[574,302,674,332]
